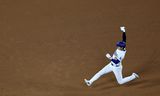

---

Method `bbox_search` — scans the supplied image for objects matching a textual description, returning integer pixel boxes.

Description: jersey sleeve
[122,32,126,43]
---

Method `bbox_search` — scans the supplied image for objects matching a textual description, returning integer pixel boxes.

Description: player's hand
[106,53,112,59]
[120,26,126,32]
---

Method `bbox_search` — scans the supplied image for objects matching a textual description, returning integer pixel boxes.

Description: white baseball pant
[89,63,136,85]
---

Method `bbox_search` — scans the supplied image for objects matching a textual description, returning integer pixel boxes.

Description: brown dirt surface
[0,0,160,96]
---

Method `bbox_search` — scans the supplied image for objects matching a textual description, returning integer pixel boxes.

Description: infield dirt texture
[0,0,160,96]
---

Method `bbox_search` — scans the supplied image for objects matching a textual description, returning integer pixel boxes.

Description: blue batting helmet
[116,41,126,48]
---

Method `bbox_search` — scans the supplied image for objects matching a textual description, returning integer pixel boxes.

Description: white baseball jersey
[111,49,127,65]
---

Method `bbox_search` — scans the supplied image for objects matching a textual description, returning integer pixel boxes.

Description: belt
[111,62,120,67]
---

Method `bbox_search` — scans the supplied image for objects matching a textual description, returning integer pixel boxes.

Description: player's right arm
[106,53,121,64]
[106,53,112,60]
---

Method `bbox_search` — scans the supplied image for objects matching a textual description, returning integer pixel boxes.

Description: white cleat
[84,79,92,86]
[133,73,139,78]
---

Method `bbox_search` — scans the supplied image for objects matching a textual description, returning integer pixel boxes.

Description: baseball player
[84,26,139,86]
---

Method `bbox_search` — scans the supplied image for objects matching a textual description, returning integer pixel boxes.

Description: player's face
[117,47,124,50]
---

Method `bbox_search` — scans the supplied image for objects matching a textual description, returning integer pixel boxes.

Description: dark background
[0,0,160,96]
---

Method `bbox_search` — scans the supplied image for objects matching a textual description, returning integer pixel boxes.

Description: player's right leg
[112,65,139,85]
[84,63,112,86]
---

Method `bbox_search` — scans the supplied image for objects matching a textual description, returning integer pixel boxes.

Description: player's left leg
[112,65,138,85]
[84,63,112,86]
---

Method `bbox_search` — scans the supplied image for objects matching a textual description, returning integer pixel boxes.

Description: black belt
[111,62,120,67]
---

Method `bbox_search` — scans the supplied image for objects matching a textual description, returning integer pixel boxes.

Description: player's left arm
[110,26,126,64]
[120,26,126,43]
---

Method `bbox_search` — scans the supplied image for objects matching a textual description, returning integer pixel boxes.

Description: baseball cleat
[133,73,139,78]
[84,79,91,86]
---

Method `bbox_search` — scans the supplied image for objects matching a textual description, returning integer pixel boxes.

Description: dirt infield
[0,0,160,96]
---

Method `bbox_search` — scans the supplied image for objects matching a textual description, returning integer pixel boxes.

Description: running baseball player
[84,26,139,86]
